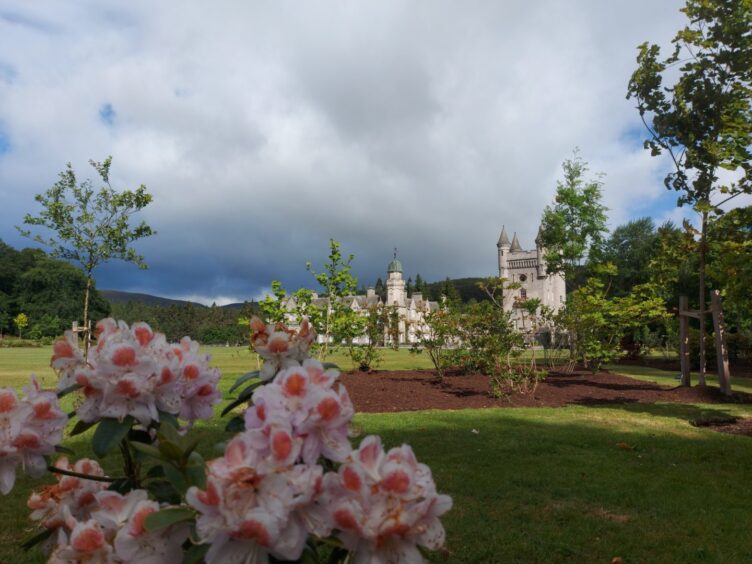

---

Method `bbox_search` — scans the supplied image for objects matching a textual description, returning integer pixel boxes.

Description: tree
[17,157,154,356]
[441,277,460,307]
[414,273,425,294]
[13,312,28,338]
[307,239,359,359]
[374,277,386,302]
[627,0,752,382]
[539,150,609,286]
[599,217,662,296]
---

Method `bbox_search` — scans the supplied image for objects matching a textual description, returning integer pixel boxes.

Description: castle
[496,226,566,329]
[281,253,439,345]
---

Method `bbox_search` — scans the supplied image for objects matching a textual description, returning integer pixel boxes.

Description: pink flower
[244,360,353,466]
[321,436,452,564]
[28,458,108,529]
[187,432,321,563]
[0,377,67,494]
[113,498,190,563]
[59,319,221,427]
[249,318,317,380]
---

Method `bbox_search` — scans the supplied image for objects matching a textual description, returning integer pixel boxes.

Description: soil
[339,368,752,413]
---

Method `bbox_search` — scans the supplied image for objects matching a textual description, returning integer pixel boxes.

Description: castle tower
[535,225,547,278]
[386,250,406,307]
[497,226,511,279]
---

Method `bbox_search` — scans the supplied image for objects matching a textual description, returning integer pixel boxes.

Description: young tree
[539,150,609,286]
[627,0,752,381]
[13,312,28,338]
[17,157,154,356]
[307,239,359,359]
[258,280,289,323]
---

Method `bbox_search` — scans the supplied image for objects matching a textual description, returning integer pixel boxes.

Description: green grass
[608,363,752,395]
[4,348,752,561]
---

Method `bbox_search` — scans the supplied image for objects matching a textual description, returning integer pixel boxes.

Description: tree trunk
[83,275,92,360]
[698,210,707,386]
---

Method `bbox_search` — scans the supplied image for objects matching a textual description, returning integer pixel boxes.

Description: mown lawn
[2,347,752,562]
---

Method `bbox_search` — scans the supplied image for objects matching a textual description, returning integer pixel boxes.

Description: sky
[0,0,745,305]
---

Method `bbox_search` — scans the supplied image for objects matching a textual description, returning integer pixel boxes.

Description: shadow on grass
[580,401,744,426]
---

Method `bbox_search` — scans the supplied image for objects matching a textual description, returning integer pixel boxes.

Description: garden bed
[340,368,752,412]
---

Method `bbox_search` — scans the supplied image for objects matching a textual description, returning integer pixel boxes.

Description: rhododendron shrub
[9,317,450,564]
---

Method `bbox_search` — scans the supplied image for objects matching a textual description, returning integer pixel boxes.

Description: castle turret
[386,251,406,307]
[535,225,547,278]
[509,233,522,253]
[497,226,511,279]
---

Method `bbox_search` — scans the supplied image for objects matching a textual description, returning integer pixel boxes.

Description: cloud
[3,0,735,303]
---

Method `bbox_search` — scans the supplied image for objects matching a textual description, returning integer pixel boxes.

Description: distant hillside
[101,290,258,312]
[100,290,206,308]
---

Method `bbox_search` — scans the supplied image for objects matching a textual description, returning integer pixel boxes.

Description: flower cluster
[0,376,67,495]
[52,319,221,426]
[321,436,452,563]
[28,458,108,531]
[186,317,451,563]
[249,317,316,380]
[45,488,189,563]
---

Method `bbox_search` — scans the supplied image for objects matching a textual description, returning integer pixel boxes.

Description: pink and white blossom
[0,377,67,495]
[28,458,108,529]
[321,435,453,564]
[54,319,221,427]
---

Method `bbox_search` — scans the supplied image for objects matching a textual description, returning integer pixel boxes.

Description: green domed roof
[387,259,403,273]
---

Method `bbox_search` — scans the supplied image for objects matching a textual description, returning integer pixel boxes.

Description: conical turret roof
[510,233,522,253]
[497,226,511,247]
[535,224,544,246]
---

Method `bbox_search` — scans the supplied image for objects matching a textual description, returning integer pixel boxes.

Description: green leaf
[92,417,133,458]
[163,463,188,494]
[147,480,180,504]
[129,441,164,460]
[182,543,210,564]
[158,440,184,462]
[158,410,180,430]
[55,445,75,455]
[323,362,339,370]
[143,507,195,532]
[57,383,82,398]
[225,415,245,433]
[185,451,206,489]
[229,370,260,393]
[20,527,54,551]
[70,418,96,437]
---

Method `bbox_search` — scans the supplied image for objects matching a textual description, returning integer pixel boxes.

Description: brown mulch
[339,369,752,413]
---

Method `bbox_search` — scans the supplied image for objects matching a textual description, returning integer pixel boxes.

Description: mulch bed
[339,369,752,413]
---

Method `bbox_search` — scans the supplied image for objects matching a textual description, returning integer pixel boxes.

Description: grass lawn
[608,363,752,395]
[2,347,752,561]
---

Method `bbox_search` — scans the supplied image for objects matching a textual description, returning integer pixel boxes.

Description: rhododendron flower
[28,458,108,529]
[245,360,354,465]
[249,317,317,380]
[54,319,221,427]
[321,435,452,564]
[187,432,324,563]
[48,516,116,564]
[0,377,67,494]
[44,488,189,563]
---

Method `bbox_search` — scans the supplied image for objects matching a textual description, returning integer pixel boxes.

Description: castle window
[520,288,527,300]
[519,274,527,282]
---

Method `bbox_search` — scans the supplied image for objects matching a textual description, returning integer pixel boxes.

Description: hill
[100,289,204,308]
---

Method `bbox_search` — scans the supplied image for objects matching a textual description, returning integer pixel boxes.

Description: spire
[497,225,511,247]
[510,232,522,253]
[535,224,544,247]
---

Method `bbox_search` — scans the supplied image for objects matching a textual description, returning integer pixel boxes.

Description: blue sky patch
[99,103,116,125]
[0,129,10,155]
